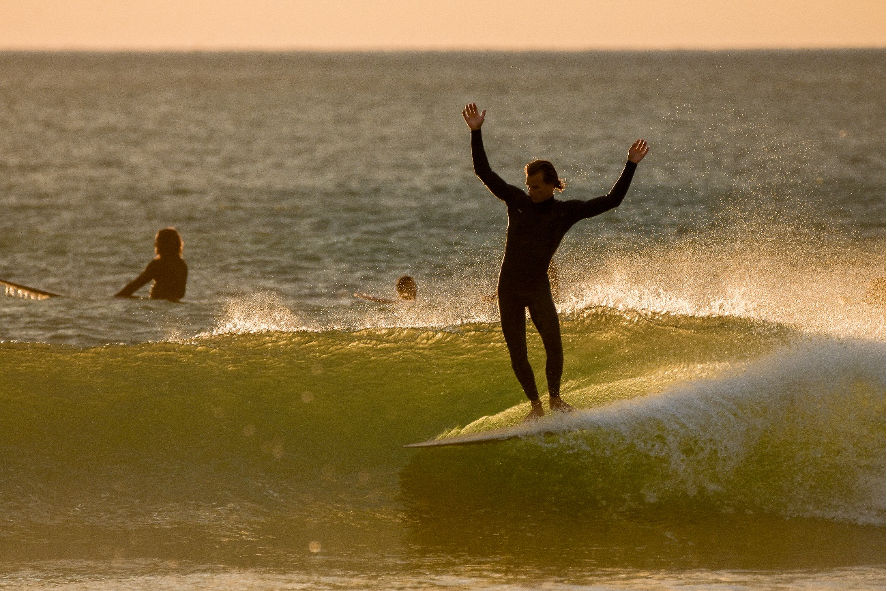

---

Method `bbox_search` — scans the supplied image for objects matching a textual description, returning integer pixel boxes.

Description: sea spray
[404,338,884,526]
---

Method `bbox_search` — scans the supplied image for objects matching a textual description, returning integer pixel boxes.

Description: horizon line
[1,45,884,54]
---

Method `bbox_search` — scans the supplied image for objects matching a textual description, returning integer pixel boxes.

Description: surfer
[462,102,649,420]
[114,227,188,302]
[354,275,418,304]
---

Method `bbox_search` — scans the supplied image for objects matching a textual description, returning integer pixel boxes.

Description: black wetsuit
[470,128,637,401]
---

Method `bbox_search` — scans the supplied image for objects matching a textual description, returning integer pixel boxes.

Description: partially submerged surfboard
[0,279,183,303]
[1,279,62,300]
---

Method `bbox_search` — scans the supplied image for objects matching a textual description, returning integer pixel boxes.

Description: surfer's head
[525,160,564,203]
[155,227,184,258]
[396,275,417,301]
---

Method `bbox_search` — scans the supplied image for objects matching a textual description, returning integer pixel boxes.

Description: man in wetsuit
[462,103,649,420]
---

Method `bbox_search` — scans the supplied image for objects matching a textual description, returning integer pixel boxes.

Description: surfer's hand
[628,139,649,163]
[462,103,485,130]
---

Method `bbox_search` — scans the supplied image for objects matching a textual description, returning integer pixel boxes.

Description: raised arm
[463,103,522,202]
[573,139,650,220]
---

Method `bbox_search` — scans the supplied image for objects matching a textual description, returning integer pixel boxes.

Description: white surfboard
[1,278,62,300]
[405,417,573,448]
[405,428,520,448]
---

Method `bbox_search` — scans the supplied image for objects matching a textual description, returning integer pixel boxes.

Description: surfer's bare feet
[549,395,574,413]
[524,399,545,422]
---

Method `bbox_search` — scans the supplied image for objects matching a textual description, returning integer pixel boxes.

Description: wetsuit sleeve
[114,260,157,297]
[572,160,638,220]
[471,129,524,204]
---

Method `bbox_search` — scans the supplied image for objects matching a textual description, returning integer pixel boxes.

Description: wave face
[408,337,885,526]
[0,308,882,567]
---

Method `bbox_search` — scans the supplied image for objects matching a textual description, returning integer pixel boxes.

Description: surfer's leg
[498,293,541,403]
[528,290,572,412]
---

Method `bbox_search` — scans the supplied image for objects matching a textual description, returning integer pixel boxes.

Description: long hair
[154,227,183,258]
[525,160,565,191]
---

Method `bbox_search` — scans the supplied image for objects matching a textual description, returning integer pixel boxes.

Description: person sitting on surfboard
[354,275,417,304]
[115,227,188,302]
[462,102,649,421]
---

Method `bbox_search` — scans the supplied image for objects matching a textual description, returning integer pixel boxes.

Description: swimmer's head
[525,160,564,202]
[396,275,417,300]
[155,227,184,258]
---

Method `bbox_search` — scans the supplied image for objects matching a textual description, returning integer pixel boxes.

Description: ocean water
[0,50,884,590]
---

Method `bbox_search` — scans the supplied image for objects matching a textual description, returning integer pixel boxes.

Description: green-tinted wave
[0,308,882,563]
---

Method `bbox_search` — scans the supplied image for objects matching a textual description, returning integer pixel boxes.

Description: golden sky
[1,0,884,50]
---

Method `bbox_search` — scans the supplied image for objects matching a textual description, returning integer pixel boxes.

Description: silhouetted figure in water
[115,228,188,302]
[463,102,649,421]
[354,275,417,304]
